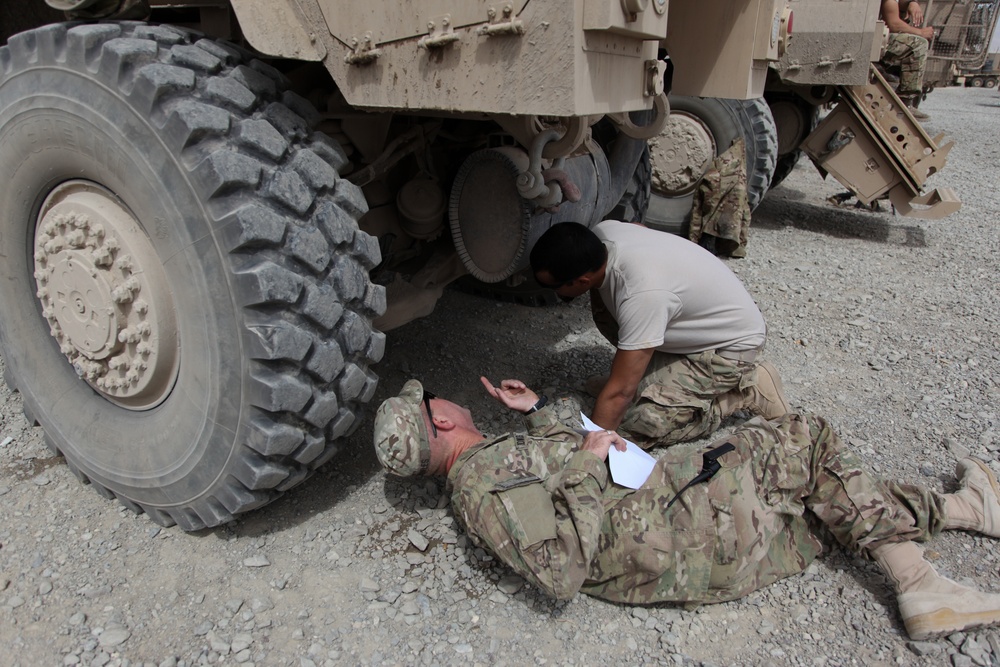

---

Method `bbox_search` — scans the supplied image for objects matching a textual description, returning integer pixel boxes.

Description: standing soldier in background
[880,0,934,119]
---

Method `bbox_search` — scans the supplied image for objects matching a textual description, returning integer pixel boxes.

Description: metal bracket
[345,32,382,66]
[477,4,524,37]
[419,15,460,49]
[823,127,855,157]
[606,92,670,141]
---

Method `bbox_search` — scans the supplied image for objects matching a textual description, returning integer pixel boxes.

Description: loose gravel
[2,87,999,667]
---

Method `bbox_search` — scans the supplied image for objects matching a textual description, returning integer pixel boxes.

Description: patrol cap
[373,379,431,478]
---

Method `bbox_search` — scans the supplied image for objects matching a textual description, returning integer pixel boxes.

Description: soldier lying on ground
[374,377,1000,641]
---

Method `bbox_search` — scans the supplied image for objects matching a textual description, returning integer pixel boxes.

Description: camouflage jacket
[448,404,728,604]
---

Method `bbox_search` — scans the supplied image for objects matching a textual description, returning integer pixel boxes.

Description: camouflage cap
[373,379,431,478]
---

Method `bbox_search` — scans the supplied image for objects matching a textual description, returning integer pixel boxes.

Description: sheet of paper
[580,413,656,490]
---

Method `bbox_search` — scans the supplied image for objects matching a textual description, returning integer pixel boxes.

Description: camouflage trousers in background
[619,349,759,449]
[881,33,929,94]
[697,414,945,603]
[689,138,752,258]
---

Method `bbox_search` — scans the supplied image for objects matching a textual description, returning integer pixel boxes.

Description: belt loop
[515,434,526,451]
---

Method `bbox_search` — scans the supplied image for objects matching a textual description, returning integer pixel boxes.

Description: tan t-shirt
[594,221,766,354]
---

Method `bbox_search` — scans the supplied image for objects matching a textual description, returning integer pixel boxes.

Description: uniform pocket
[496,481,558,548]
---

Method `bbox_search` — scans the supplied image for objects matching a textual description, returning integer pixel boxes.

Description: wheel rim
[33,181,179,409]
[648,110,716,197]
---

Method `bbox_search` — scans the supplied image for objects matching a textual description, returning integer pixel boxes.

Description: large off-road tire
[0,23,385,530]
[645,96,777,235]
[607,144,652,224]
[765,92,820,189]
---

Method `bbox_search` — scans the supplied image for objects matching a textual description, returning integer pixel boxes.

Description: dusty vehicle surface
[647,0,963,232]
[0,0,961,530]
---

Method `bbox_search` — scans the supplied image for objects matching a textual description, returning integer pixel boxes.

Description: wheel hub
[33,181,179,409]
[648,111,716,196]
[769,99,808,156]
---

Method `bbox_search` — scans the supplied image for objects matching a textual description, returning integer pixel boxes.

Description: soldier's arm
[591,347,655,430]
[456,450,610,601]
[903,0,924,26]
[883,0,931,36]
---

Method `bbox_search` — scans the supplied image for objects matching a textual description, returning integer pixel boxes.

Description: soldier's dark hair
[529,222,608,284]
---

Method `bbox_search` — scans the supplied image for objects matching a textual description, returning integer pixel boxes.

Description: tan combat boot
[873,541,1000,640]
[943,458,1000,537]
[716,361,791,420]
[746,361,791,419]
[899,93,930,121]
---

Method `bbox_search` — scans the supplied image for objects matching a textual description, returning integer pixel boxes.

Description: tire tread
[0,21,385,530]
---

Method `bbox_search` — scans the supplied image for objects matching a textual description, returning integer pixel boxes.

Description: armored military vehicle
[646,0,962,231]
[0,0,958,530]
[0,0,677,530]
[954,53,1000,88]
[917,0,1000,92]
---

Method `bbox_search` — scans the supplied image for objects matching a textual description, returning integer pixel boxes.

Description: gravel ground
[2,87,1000,667]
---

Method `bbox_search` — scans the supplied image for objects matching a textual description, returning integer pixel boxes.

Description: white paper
[580,413,656,489]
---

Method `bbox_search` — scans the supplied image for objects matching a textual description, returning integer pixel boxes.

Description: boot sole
[904,607,1000,640]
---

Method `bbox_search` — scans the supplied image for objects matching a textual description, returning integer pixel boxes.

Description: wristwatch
[524,395,548,415]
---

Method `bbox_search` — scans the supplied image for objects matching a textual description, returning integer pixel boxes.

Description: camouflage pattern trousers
[620,349,759,449]
[699,414,946,603]
[882,33,929,95]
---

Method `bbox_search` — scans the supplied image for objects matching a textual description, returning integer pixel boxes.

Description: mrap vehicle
[0,0,958,529]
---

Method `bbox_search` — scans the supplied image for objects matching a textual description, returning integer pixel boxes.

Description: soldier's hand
[480,377,539,413]
[919,25,934,40]
[581,429,627,461]
[907,2,924,26]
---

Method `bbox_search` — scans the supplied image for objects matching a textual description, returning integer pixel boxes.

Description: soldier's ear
[576,270,600,289]
[432,415,456,433]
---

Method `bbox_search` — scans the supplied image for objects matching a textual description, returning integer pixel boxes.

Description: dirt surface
[2,87,1000,666]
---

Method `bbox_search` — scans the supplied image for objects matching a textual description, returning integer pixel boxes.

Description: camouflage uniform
[449,404,943,605]
[688,139,752,258]
[882,33,929,95]
[591,290,762,450]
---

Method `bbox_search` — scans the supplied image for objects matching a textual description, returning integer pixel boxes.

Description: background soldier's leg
[891,34,929,94]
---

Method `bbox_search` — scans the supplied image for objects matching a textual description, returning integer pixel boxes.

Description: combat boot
[873,62,900,86]
[715,361,791,420]
[873,541,1000,640]
[898,93,930,120]
[943,458,1000,537]
[746,361,791,419]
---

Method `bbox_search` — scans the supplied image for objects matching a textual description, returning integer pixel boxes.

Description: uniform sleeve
[455,451,610,601]
[524,405,579,440]
[532,451,610,599]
